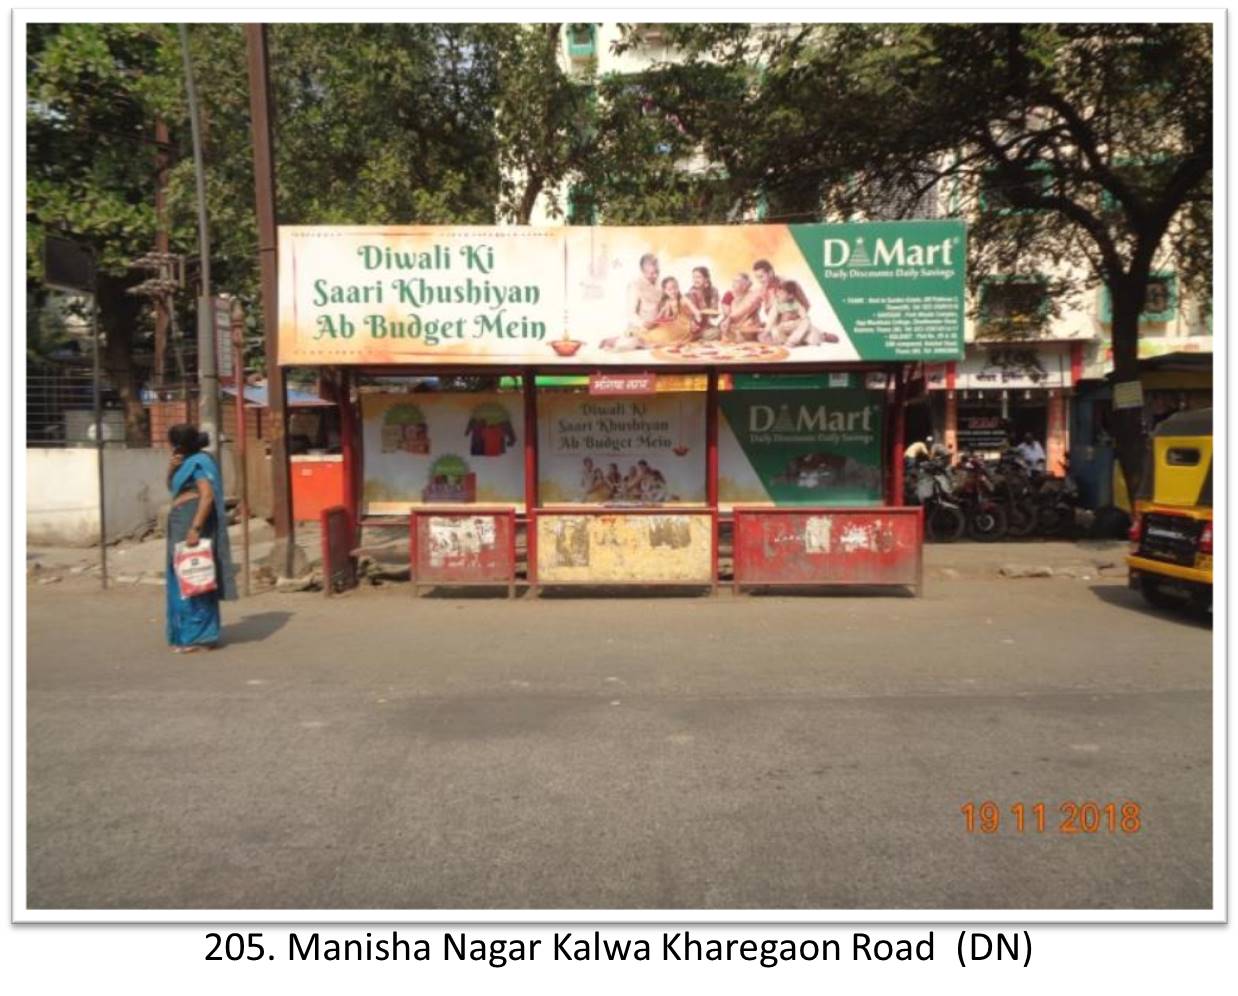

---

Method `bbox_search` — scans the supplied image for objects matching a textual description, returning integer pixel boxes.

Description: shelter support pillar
[523,372,538,514]
[890,365,906,506]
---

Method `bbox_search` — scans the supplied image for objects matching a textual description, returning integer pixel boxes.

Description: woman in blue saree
[166,425,237,652]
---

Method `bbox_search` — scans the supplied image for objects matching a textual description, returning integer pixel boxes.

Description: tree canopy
[602,22,1212,488]
[27,21,1212,484]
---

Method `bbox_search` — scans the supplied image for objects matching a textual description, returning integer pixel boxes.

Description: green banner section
[718,389,884,505]
[789,220,965,361]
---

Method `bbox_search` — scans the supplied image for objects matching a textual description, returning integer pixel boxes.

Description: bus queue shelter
[278,223,965,594]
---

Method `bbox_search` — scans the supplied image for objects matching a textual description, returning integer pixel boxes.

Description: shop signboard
[717,389,885,507]
[956,408,1009,450]
[359,392,525,514]
[278,222,965,366]
[927,347,1071,391]
[537,393,706,505]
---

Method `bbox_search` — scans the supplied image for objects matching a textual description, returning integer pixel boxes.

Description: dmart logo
[822,235,956,268]
[750,403,876,434]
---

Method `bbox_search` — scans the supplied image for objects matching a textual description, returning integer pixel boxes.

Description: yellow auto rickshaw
[1127,408,1213,615]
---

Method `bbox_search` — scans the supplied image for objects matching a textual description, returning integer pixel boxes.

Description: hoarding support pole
[246,23,297,578]
[891,365,906,506]
[706,369,719,509]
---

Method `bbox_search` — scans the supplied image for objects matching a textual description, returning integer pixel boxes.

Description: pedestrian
[1015,431,1047,472]
[165,424,236,653]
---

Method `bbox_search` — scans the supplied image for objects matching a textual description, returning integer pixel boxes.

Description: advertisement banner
[566,222,963,364]
[279,227,566,366]
[279,222,964,365]
[538,393,706,505]
[717,389,885,506]
[360,392,525,514]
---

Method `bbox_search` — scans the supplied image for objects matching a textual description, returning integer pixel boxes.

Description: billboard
[279,222,964,366]
[564,222,963,363]
[537,393,706,505]
[360,392,525,514]
[279,227,566,367]
[717,389,885,507]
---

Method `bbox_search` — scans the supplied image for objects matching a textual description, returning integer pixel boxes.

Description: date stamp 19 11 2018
[961,801,1142,835]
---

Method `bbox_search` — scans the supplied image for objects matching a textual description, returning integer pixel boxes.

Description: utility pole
[246,23,299,577]
[232,299,252,596]
[153,117,170,387]
[179,24,221,460]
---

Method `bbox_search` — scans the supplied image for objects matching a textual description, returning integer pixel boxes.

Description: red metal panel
[409,506,517,597]
[732,506,924,594]
[321,505,358,597]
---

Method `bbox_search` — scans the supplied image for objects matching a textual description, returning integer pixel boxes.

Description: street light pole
[179,24,220,459]
[91,286,107,590]
[246,23,298,578]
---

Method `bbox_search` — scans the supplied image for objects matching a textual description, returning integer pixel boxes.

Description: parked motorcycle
[1033,473,1079,536]
[955,452,1009,542]
[991,449,1039,539]
[906,455,966,542]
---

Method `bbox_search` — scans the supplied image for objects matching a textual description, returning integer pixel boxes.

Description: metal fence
[26,368,200,448]
[26,368,119,447]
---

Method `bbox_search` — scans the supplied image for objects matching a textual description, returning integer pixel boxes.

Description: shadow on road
[225,611,293,645]
[1088,583,1211,630]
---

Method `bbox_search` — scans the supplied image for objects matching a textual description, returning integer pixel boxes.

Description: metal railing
[26,368,122,447]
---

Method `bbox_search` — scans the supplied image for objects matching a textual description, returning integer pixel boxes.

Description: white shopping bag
[174,539,217,598]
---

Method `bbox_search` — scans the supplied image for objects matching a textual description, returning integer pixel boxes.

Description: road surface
[25,566,1212,910]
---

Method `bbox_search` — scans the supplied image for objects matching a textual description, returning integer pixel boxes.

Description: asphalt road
[25,571,1212,910]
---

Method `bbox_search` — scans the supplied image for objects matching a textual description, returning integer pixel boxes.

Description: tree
[489,23,596,223]
[608,23,1213,492]
[28,23,509,415]
[27,23,182,442]
[159,23,507,372]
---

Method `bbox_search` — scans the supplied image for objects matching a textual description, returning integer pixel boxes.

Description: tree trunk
[1108,281,1147,504]
[516,174,544,225]
[98,276,149,446]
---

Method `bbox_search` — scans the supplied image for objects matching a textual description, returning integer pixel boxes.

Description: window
[567,24,596,58]
[979,278,1050,336]
[979,163,1052,214]
[567,184,596,226]
[1100,272,1178,324]
[1166,447,1200,467]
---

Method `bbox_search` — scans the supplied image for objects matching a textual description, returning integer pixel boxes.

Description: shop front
[278,222,965,592]
[926,342,1080,474]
